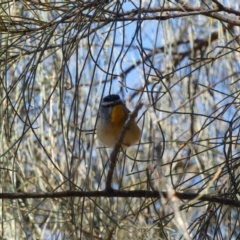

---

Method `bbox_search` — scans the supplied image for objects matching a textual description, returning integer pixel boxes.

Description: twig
[105,102,143,191]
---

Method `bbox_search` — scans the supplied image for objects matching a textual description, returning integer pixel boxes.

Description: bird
[96,94,141,149]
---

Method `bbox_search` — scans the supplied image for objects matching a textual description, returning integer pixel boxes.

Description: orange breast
[111,105,125,125]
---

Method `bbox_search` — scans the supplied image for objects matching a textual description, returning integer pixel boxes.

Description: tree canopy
[1,0,240,239]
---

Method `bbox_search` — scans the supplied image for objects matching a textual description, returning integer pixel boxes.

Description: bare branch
[105,102,143,191]
[0,190,239,207]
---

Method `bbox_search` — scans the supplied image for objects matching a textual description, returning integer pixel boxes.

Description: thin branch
[105,102,143,191]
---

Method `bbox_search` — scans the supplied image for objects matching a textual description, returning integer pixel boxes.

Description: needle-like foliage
[1,0,240,239]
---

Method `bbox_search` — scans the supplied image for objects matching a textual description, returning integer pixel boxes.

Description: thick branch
[0,190,239,207]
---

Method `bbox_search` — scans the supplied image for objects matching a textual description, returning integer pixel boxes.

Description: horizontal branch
[1,190,239,207]
[88,5,240,26]
[79,7,240,26]
[3,4,240,35]
[175,0,240,25]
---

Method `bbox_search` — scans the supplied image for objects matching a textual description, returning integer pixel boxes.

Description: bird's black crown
[103,94,120,102]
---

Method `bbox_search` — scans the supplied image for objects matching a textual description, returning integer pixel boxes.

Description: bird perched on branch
[96,94,141,149]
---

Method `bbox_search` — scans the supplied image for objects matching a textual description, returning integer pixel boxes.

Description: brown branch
[79,8,240,25]
[212,0,240,16]
[91,5,240,26]
[0,190,239,207]
[175,0,240,25]
[87,9,221,22]
[114,25,228,83]
[106,6,240,18]
[3,5,240,34]
[105,102,143,191]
